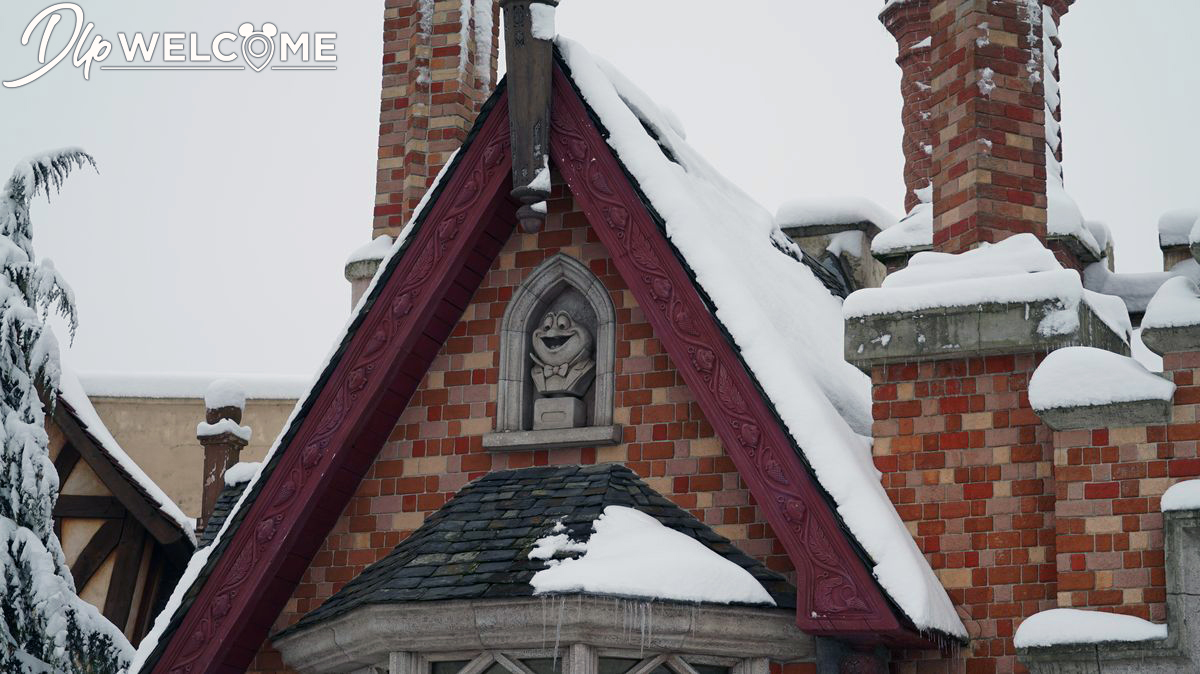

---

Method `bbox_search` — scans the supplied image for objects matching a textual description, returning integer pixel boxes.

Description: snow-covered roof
[872,200,931,256]
[79,371,308,400]
[1082,258,1200,317]
[57,366,195,543]
[530,505,775,605]
[775,196,898,232]
[557,39,964,637]
[135,40,968,666]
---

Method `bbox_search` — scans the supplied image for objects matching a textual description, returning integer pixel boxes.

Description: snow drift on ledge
[844,234,1132,345]
[558,38,965,637]
[529,506,775,606]
[1028,347,1174,411]
[1014,608,1166,648]
[1143,276,1200,330]
[1161,479,1200,512]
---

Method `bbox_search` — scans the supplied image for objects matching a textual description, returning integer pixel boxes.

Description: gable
[246,179,798,667]
[138,61,938,674]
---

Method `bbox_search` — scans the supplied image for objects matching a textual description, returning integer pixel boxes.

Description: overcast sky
[1,1,1196,379]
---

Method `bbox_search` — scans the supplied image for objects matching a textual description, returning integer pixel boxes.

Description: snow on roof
[1158,207,1200,247]
[847,234,1132,344]
[345,234,395,266]
[774,196,898,231]
[79,371,308,400]
[1161,479,1200,512]
[1028,347,1174,412]
[57,365,195,542]
[131,127,465,674]
[529,505,775,605]
[223,461,262,487]
[1014,608,1167,648]
[558,38,965,638]
[1082,258,1200,316]
[872,200,931,256]
[1143,276,1200,330]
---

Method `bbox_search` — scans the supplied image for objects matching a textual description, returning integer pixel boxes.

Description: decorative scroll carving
[548,68,891,633]
[158,100,513,673]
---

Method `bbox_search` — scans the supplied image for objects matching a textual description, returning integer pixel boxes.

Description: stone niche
[484,253,621,451]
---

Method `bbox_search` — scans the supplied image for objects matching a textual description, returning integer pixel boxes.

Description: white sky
[1,1,1196,379]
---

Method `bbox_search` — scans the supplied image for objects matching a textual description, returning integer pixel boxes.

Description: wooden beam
[54,442,81,488]
[70,518,122,589]
[131,545,163,645]
[103,516,146,631]
[51,404,185,546]
[54,495,126,519]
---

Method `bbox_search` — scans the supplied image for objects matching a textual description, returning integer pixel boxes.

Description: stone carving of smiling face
[530,310,596,397]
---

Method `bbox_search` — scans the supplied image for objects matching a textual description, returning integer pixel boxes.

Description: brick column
[880,0,933,214]
[373,0,499,237]
[872,355,1056,671]
[928,0,1047,253]
[1045,348,1200,624]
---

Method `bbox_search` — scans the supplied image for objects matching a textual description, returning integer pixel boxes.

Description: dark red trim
[149,67,933,672]
[548,68,924,646]
[149,92,516,674]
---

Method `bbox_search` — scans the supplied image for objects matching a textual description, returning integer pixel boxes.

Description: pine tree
[0,150,132,673]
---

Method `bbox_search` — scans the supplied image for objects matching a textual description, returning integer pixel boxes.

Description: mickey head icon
[238,23,277,72]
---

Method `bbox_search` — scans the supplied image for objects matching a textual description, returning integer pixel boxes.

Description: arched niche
[485,253,620,450]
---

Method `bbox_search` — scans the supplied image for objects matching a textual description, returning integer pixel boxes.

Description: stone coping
[482,425,623,451]
[781,219,882,241]
[1035,398,1173,432]
[1048,232,1102,266]
[273,595,814,674]
[845,297,1129,371]
[1141,324,1200,357]
[345,257,383,283]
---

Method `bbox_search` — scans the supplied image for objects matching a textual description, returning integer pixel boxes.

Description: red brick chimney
[928,0,1048,254]
[880,0,933,214]
[196,380,251,533]
[372,0,500,238]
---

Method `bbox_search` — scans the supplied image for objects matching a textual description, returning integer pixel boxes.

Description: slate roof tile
[281,463,794,636]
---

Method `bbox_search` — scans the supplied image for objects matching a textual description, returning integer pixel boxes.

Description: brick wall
[1049,351,1200,622]
[374,0,499,237]
[871,354,1056,673]
[881,0,933,214]
[928,0,1048,253]
[247,175,795,673]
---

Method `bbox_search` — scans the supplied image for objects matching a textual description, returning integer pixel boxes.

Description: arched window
[485,253,619,450]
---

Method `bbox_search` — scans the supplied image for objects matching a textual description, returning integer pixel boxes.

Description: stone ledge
[845,298,1129,371]
[781,219,882,241]
[273,595,814,673]
[1141,324,1200,357]
[344,257,383,283]
[1036,398,1173,432]
[482,425,623,451]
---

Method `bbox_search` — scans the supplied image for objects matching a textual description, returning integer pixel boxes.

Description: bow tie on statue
[543,363,571,378]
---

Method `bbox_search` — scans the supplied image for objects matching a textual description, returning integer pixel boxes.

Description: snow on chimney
[344,234,395,309]
[196,379,252,533]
